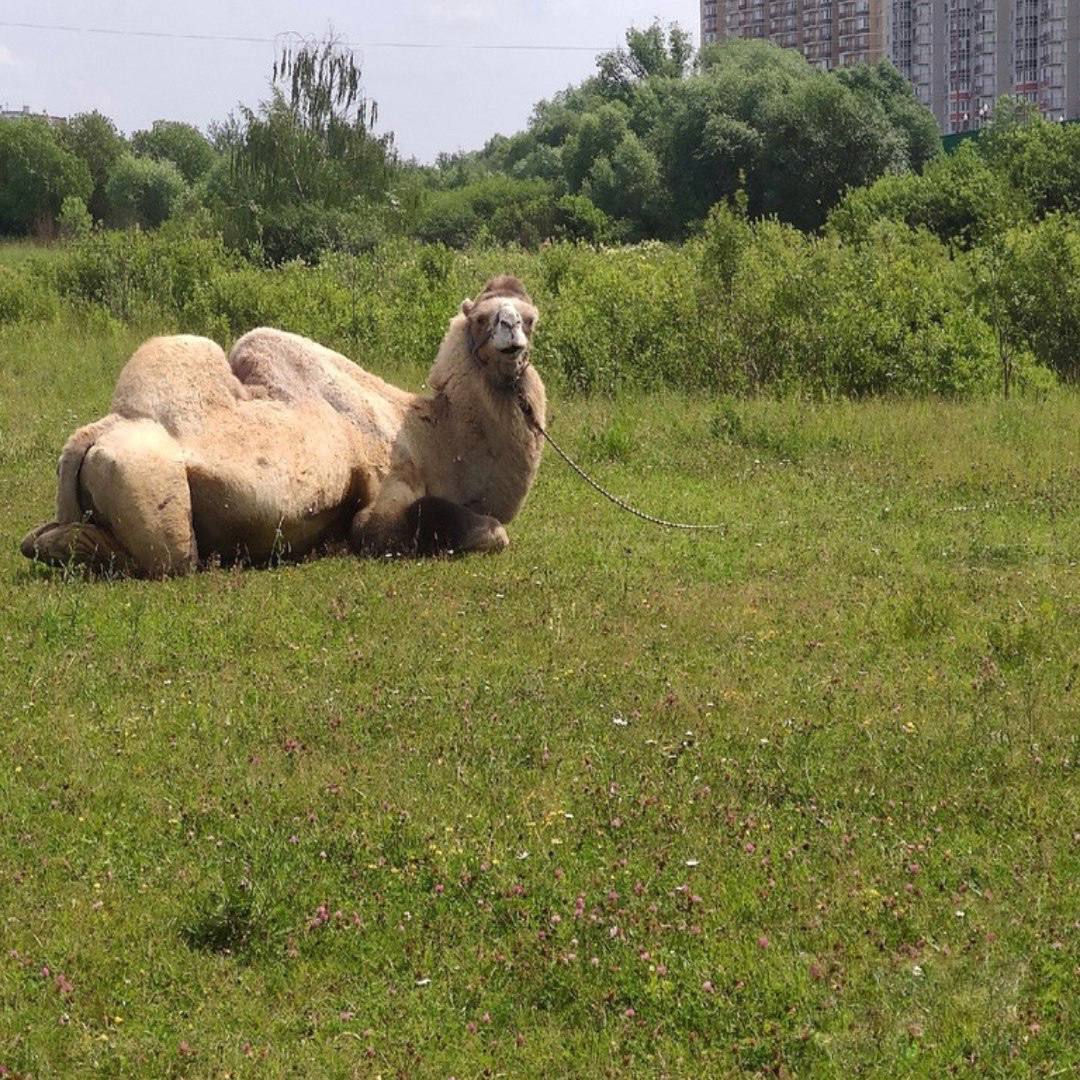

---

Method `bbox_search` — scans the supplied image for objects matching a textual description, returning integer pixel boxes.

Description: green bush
[257,204,387,266]
[57,196,93,241]
[105,154,190,229]
[0,264,60,325]
[130,120,217,184]
[980,112,1080,218]
[1,220,1060,398]
[996,213,1080,383]
[828,143,1024,247]
[701,212,1004,395]
[415,177,615,248]
[56,227,234,322]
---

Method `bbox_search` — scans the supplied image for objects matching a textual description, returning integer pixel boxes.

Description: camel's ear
[460,298,475,317]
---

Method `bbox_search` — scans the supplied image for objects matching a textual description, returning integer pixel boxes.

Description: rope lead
[519,398,724,533]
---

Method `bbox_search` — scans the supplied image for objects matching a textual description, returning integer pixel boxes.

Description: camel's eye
[524,317,535,333]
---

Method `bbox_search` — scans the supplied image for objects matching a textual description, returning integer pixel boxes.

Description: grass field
[0,240,67,268]
[1,319,1078,1077]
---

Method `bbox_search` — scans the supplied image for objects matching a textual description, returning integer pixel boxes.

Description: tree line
[2,26,1079,265]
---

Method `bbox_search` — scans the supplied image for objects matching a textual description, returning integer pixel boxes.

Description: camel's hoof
[20,522,55,560]
[467,521,509,554]
[19,520,132,574]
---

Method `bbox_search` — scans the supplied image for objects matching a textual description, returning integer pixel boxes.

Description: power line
[0,19,610,53]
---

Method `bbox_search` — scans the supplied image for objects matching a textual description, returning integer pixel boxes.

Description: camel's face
[465,295,539,392]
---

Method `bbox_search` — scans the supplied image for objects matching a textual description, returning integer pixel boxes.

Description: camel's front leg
[350,478,508,556]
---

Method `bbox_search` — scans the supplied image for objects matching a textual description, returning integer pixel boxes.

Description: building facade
[701,0,1080,132]
[0,105,66,127]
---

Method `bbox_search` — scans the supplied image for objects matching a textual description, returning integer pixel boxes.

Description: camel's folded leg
[21,520,134,576]
[23,414,134,575]
[23,419,197,578]
[350,478,508,556]
[77,419,199,578]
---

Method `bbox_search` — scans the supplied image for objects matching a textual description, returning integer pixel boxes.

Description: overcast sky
[0,1,696,162]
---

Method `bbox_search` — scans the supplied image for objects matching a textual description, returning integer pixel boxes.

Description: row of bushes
[1,210,1075,395]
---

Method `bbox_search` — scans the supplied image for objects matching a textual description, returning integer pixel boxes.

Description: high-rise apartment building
[701,0,1080,132]
[701,1,880,68]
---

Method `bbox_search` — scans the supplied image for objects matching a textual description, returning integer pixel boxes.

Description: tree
[597,21,693,96]
[980,106,1080,218]
[106,154,189,228]
[828,142,1027,246]
[582,133,666,236]
[0,119,92,235]
[760,75,907,230]
[834,62,941,171]
[58,111,127,222]
[131,120,217,184]
[231,37,395,210]
[560,104,630,192]
[455,32,942,240]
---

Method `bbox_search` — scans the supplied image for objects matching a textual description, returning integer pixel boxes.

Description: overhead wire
[0,19,611,53]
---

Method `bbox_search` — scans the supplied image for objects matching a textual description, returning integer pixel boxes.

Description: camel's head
[460,276,539,392]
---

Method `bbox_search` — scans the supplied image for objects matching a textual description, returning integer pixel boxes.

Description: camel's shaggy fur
[21,277,545,577]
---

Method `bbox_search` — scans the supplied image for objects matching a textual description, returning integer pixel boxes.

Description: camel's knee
[81,421,197,577]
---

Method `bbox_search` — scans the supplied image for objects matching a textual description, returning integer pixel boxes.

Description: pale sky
[0,1,696,162]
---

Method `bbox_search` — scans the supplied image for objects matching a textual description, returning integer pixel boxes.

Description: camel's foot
[20,521,134,575]
[463,518,509,554]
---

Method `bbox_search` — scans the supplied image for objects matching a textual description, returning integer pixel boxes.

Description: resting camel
[21,276,546,576]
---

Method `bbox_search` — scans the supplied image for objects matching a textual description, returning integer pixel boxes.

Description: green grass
[1,320,1078,1077]
[0,238,68,268]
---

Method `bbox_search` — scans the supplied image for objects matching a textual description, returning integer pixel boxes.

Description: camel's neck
[422,320,546,522]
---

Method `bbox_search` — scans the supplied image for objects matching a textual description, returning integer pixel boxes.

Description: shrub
[828,143,1025,247]
[0,264,60,325]
[995,213,1080,382]
[3,222,1058,399]
[130,120,217,184]
[106,154,189,229]
[415,177,614,248]
[257,204,386,266]
[58,196,93,241]
[56,227,234,322]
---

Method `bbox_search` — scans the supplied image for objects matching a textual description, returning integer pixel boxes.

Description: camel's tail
[55,414,123,522]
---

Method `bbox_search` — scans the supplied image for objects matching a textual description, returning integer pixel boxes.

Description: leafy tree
[58,111,127,222]
[980,107,1080,217]
[231,38,394,211]
[597,21,693,96]
[561,104,630,191]
[828,142,1026,246]
[106,153,189,228]
[131,120,217,184]
[459,34,940,239]
[996,213,1080,382]
[414,176,614,248]
[759,75,907,230]
[582,132,665,236]
[0,119,92,235]
[833,62,941,171]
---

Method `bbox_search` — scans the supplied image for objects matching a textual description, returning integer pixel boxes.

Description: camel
[21,276,546,576]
